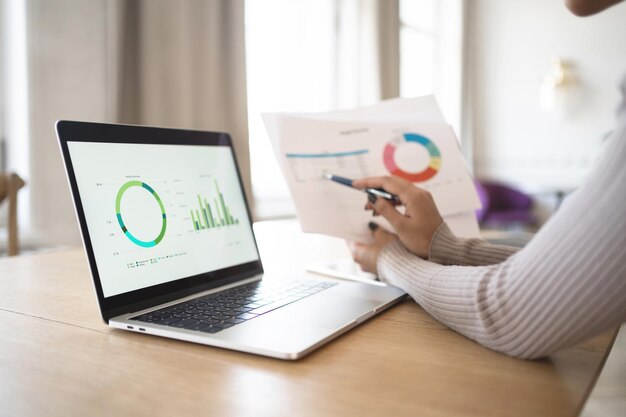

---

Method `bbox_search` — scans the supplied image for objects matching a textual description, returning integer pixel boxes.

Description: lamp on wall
[540,58,578,114]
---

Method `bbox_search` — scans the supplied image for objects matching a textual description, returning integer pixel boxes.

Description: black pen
[324,174,401,204]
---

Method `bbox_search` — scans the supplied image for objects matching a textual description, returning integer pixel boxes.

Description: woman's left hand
[348,223,398,275]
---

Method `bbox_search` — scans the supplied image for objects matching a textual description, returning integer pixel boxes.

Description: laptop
[56,121,405,360]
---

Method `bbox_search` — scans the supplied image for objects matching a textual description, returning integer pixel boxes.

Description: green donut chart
[115,181,167,248]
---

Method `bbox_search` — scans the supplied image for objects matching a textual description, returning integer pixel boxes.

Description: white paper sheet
[306,95,446,122]
[443,211,481,238]
[263,97,482,241]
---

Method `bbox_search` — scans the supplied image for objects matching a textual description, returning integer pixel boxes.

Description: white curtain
[248,0,402,219]
[110,0,251,204]
[3,0,249,247]
[333,0,400,108]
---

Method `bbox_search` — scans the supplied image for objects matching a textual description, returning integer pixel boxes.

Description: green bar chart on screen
[191,179,239,231]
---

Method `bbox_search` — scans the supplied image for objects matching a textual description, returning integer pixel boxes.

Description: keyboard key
[199,326,222,334]
[226,318,245,325]
[249,296,302,315]
[236,313,258,320]
[222,310,239,316]
[198,319,220,326]
[214,322,234,329]
[258,296,283,304]
[187,322,211,331]
[154,317,181,325]
[171,319,199,328]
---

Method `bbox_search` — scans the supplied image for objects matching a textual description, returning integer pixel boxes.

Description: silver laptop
[56,120,405,360]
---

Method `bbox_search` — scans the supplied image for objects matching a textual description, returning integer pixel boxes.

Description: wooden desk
[0,220,617,417]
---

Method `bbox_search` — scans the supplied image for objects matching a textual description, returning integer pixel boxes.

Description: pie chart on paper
[383,132,441,182]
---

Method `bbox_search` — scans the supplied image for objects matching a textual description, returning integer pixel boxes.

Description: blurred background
[1,0,626,255]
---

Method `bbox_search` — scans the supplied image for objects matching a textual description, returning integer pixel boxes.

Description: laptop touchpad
[264,293,380,329]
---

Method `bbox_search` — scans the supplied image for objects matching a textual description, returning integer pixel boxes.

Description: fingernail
[368,221,378,231]
[368,193,377,204]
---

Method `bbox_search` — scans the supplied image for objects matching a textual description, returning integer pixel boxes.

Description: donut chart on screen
[383,133,441,182]
[115,180,167,248]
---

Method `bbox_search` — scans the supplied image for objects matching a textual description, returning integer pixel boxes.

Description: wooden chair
[0,173,26,256]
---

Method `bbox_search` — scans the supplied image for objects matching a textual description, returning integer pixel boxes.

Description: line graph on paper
[285,149,371,183]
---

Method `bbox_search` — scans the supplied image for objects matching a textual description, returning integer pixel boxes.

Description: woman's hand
[348,223,398,275]
[353,176,443,259]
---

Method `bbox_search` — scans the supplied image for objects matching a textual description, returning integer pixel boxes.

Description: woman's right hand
[353,176,444,259]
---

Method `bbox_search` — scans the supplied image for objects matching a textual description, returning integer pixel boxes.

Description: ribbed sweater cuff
[378,240,407,285]
[427,222,519,266]
[428,222,460,264]
[378,239,441,287]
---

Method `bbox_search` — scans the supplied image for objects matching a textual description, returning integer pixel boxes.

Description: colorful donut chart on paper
[383,133,441,182]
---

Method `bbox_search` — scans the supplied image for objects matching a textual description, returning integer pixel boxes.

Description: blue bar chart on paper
[285,149,371,183]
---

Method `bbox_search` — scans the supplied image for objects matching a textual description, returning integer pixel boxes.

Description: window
[400,0,464,135]
[245,0,337,219]
[245,0,464,219]
[1,0,30,229]
[0,0,5,172]
[400,0,437,98]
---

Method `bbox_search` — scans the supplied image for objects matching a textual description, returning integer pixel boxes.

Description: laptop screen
[67,141,260,298]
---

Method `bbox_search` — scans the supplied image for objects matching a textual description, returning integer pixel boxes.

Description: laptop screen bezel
[56,120,264,322]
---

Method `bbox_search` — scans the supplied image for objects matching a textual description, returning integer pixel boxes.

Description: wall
[4,0,251,249]
[468,0,626,190]
[10,0,110,246]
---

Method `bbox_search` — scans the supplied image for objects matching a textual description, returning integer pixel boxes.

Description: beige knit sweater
[378,75,626,359]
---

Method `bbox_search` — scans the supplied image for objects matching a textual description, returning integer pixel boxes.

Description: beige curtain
[376,0,400,100]
[333,0,400,108]
[7,0,249,247]
[108,0,252,206]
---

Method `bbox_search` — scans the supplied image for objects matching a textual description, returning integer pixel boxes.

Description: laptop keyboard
[130,279,337,334]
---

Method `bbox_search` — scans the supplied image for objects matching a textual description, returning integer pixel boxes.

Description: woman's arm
[375,125,626,359]
[352,176,518,266]
[428,222,519,266]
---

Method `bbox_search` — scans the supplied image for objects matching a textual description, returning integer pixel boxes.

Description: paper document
[263,97,481,242]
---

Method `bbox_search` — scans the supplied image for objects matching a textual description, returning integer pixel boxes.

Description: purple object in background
[475,181,536,228]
